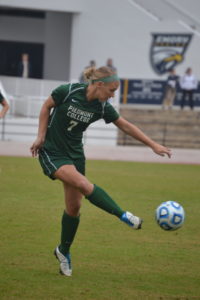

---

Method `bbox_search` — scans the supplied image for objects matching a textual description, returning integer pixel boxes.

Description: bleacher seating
[118,108,200,149]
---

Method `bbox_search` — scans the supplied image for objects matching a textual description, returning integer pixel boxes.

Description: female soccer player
[0,91,9,118]
[30,66,171,276]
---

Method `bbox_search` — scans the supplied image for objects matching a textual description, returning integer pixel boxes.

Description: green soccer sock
[59,210,80,256]
[86,184,124,218]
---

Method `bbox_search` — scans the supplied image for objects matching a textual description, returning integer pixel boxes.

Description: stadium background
[0,0,200,148]
[0,0,200,81]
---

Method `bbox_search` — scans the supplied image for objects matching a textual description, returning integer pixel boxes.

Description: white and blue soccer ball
[155,201,185,231]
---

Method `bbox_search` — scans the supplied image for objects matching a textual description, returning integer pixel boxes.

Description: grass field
[0,156,200,300]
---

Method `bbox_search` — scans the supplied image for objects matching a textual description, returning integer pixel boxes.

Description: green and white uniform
[39,83,119,179]
[0,92,4,103]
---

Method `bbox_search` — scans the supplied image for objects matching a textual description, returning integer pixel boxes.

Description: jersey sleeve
[51,84,71,106]
[103,102,120,124]
[0,92,4,103]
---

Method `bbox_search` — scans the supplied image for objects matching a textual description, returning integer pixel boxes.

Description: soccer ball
[155,201,185,231]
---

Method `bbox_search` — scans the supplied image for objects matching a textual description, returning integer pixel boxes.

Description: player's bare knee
[76,180,92,195]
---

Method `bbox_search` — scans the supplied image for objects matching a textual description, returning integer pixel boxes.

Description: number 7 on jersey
[67,120,78,131]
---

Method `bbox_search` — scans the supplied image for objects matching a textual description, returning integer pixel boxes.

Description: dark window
[0,8,45,18]
[0,41,44,79]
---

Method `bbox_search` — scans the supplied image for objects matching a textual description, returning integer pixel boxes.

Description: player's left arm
[113,116,172,158]
[0,99,10,118]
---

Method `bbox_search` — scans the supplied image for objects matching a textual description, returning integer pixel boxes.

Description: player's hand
[30,137,44,157]
[152,143,172,158]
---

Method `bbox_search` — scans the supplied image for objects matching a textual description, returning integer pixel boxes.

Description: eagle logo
[150,33,193,75]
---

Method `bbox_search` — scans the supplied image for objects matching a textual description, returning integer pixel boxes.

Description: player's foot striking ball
[121,211,143,229]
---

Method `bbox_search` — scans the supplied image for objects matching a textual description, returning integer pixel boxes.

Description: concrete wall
[0,0,200,81]
[70,0,200,80]
[0,11,72,80]
[43,12,72,80]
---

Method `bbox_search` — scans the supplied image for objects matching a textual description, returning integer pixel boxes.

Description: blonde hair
[84,66,115,83]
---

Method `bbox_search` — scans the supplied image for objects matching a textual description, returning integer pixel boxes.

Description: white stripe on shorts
[41,149,57,174]
[40,152,51,174]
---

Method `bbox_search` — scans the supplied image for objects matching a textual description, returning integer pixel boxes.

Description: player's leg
[86,184,142,229]
[54,165,124,216]
[54,165,142,229]
[60,183,82,254]
[54,164,92,193]
[54,184,82,276]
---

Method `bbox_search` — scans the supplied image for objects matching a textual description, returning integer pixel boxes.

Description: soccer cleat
[120,211,143,229]
[54,246,72,276]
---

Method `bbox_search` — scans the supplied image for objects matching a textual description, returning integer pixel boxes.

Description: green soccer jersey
[0,92,4,103]
[43,83,120,159]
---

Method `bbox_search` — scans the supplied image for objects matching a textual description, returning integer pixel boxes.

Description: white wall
[0,0,200,81]
[0,11,72,81]
[70,0,200,80]
[44,12,72,80]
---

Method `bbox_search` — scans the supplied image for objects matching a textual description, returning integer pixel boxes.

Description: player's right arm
[30,96,55,157]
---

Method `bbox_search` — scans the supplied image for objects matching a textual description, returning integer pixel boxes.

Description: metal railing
[118,120,200,149]
[0,116,118,146]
